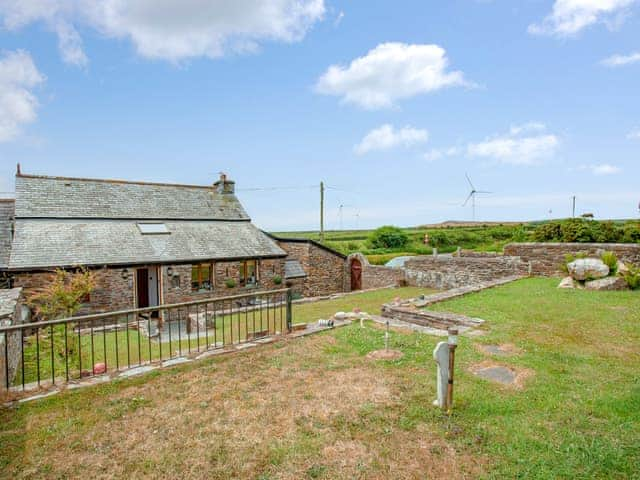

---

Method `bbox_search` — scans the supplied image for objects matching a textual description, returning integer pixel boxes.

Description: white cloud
[627,128,640,139]
[333,10,344,27]
[316,42,470,109]
[422,123,559,165]
[467,124,559,165]
[509,122,546,135]
[423,146,461,162]
[0,0,325,64]
[0,50,45,142]
[601,51,640,67]
[354,124,428,155]
[576,163,622,175]
[528,0,637,37]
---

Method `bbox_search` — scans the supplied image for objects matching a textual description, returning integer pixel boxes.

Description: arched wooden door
[351,258,362,291]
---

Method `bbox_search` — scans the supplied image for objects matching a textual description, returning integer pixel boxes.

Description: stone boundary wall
[504,242,640,276]
[404,255,528,289]
[345,253,404,291]
[0,288,25,389]
[380,276,522,332]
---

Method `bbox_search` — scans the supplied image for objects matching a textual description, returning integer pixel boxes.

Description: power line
[236,185,317,192]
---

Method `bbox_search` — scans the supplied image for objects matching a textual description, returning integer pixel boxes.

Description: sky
[0,0,639,231]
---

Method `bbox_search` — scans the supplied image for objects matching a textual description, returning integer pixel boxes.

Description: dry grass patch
[1,332,484,480]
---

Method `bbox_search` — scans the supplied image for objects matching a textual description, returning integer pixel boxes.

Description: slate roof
[0,288,21,320]
[0,200,14,269]
[6,174,286,270]
[284,260,306,279]
[9,220,285,269]
[15,174,249,220]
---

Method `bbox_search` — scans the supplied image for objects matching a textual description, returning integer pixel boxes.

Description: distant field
[273,218,640,264]
[272,223,534,263]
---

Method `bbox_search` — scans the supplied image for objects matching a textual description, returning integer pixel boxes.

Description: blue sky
[0,0,639,230]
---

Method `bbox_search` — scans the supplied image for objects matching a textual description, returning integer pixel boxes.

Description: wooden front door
[351,258,362,291]
[136,268,149,308]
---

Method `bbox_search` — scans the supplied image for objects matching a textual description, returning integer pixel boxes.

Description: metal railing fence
[0,288,293,392]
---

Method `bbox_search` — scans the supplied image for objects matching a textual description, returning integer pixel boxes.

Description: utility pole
[572,196,576,218]
[319,181,325,242]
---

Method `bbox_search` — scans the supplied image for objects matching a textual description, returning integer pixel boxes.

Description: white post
[432,342,449,409]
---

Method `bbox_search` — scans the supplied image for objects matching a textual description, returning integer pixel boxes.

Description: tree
[368,226,409,249]
[28,268,97,320]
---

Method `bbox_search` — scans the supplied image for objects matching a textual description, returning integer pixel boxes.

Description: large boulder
[557,276,575,289]
[585,276,628,291]
[567,258,609,281]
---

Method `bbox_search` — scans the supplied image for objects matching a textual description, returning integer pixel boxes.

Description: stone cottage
[0,170,298,314]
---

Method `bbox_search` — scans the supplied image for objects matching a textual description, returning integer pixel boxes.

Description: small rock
[585,276,628,291]
[617,261,629,275]
[557,276,575,289]
[334,311,348,320]
[93,363,106,375]
[567,258,609,281]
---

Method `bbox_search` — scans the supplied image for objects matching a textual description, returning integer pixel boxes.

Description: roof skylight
[137,223,170,234]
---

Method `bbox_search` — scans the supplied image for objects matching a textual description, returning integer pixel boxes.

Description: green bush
[225,278,236,288]
[622,264,640,290]
[533,222,563,242]
[600,251,618,275]
[622,222,640,243]
[510,226,530,242]
[533,219,626,243]
[368,226,409,249]
[273,275,282,285]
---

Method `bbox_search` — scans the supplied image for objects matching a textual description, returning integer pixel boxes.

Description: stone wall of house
[12,258,286,316]
[0,288,26,389]
[404,255,528,289]
[13,268,134,315]
[503,242,640,276]
[162,259,286,304]
[345,253,404,291]
[277,240,346,297]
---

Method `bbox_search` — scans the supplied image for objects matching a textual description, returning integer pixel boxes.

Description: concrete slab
[475,366,516,385]
[118,365,156,378]
[18,390,59,403]
[195,349,229,360]
[162,357,191,368]
[67,375,111,390]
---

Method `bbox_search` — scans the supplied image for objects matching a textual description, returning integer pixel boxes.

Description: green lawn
[1,280,639,479]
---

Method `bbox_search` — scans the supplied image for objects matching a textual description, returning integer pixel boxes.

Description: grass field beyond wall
[1,280,639,479]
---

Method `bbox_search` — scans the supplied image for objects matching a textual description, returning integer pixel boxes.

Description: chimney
[213,172,235,194]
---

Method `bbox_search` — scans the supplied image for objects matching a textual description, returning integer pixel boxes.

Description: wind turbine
[338,203,353,230]
[462,173,491,221]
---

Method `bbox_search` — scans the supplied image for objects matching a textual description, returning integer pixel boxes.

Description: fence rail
[0,288,293,393]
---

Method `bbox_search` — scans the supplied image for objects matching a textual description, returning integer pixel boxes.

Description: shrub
[273,275,282,285]
[622,222,640,243]
[510,226,529,242]
[28,268,97,320]
[368,226,409,249]
[533,222,562,242]
[600,251,618,275]
[225,278,236,288]
[622,264,640,290]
